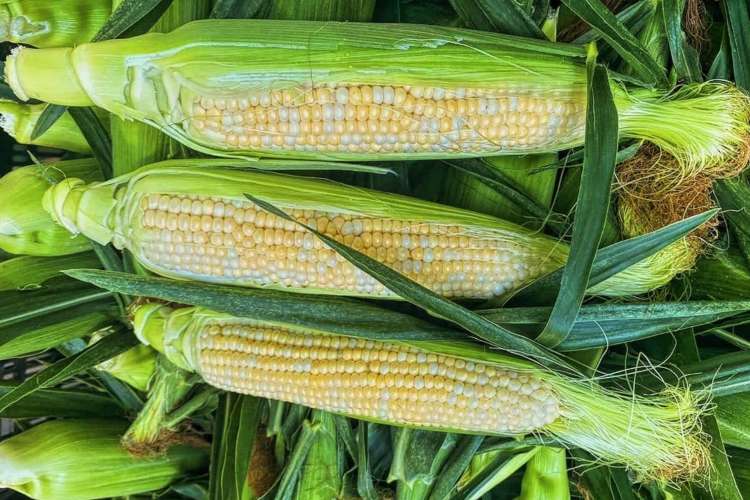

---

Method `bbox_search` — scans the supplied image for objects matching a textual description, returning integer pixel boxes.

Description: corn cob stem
[5,19,747,172]
[134,304,709,482]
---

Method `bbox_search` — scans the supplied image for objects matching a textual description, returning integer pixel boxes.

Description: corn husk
[4,19,748,171]
[0,0,112,47]
[0,419,208,500]
[134,303,710,483]
[0,159,102,256]
[95,342,158,392]
[0,101,91,153]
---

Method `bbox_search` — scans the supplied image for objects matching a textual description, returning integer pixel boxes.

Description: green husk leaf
[389,429,459,497]
[725,0,750,91]
[296,410,344,500]
[536,58,618,348]
[458,448,538,500]
[355,422,380,500]
[273,418,321,499]
[690,249,750,300]
[560,0,667,86]
[449,0,545,38]
[0,252,100,291]
[519,447,569,500]
[713,177,750,266]
[0,304,115,360]
[427,435,485,500]
[0,419,208,500]
[96,342,157,392]
[662,0,702,83]
[0,327,138,413]
[0,381,123,418]
[208,393,263,500]
[716,393,750,450]
[68,107,113,179]
[0,101,90,152]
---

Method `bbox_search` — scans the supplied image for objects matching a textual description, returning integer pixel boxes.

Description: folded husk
[0,101,91,153]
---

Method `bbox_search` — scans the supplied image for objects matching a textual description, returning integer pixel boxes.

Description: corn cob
[4,20,748,175]
[0,101,91,153]
[0,0,112,47]
[0,159,102,256]
[134,303,708,482]
[39,160,687,298]
[0,419,207,500]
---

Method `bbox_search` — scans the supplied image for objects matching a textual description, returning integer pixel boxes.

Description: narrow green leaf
[389,429,458,497]
[536,60,618,347]
[457,448,538,500]
[716,393,750,450]
[0,305,115,360]
[274,419,321,500]
[449,0,545,38]
[0,327,137,413]
[0,382,123,418]
[245,195,579,374]
[356,423,379,500]
[297,411,343,500]
[573,0,656,44]
[0,253,101,291]
[662,0,702,82]
[428,435,484,500]
[93,0,176,41]
[65,269,462,343]
[29,104,67,141]
[209,393,262,500]
[0,278,111,329]
[561,0,668,86]
[510,210,718,305]
[708,26,732,80]
[724,0,750,91]
[68,107,113,179]
[480,300,750,351]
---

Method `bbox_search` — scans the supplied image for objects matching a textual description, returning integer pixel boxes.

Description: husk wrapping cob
[38,160,703,299]
[0,101,92,153]
[0,159,102,256]
[0,419,208,500]
[4,19,748,175]
[133,303,709,482]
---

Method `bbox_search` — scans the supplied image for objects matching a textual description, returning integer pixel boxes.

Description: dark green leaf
[716,393,750,449]
[209,393,262,500]
[273,418,320,499]
[573,0,656,44]
[65,270,463,343]
[0,381,123,418]
[662,0,702,82]
[69,107,113,179]
[356,423,379,500]
[373,0,400,22]
[245,195,579,374]
[0,327,137,413]
[210,0,268,18]
[536,61,618,347]
[449,0,545,38]
[480,300,750,351]
[389,429,458,495]
[561,0,668,86]
[708,27,732,80]
[29,104,67,141]
[714,178,750,267]
[510,210,718,305]
[93,0,175,41]
[428,435,484,500]
[0,304,115,360]
[724,0,750,91]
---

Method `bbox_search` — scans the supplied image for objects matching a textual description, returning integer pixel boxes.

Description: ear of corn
[0,159,103,256]
[133,303,709,482]
[0,419,208,500]
[5,19,747,171]
[0,101,91,153]
[0,0,112,47]
[41,160,712,298]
